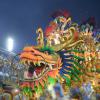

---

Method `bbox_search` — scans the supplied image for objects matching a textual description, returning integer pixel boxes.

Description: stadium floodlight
[7,37,14,52]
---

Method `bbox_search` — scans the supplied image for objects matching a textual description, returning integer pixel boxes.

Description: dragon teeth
[28,61,30,65]
[42,69,45,73]
[33,61,41,66]
[49,65,52,70]
[33,71,38,78]
[46,67,48,70]
[39,61,46,65]
[42,61,45,64]
[38,73,41,77]
[36,62,38,65]
[20,61,23,65]
[37,62,40,66]
[39,61,42,63]
[22,60,25,65]
[24,60,27,65]
[34,62,36,66]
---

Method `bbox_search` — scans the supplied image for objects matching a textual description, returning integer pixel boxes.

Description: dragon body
[19,11,100,97]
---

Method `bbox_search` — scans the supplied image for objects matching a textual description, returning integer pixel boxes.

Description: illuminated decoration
[0,10,100,99]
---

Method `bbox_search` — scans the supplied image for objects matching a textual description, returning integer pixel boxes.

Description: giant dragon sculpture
[0,10,100,99]
[19,10,100,97]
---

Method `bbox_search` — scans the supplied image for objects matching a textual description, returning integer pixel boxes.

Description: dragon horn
[51,27,75,51]
[66,40,84,49]
[36,27,44,48]
[51,36,74,51]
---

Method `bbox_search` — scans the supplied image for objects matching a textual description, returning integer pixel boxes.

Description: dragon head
[20,46,62,81]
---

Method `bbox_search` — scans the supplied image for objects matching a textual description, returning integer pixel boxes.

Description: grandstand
[0,47,25,85]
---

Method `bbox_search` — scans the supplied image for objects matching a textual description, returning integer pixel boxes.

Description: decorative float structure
[0,10,100,99]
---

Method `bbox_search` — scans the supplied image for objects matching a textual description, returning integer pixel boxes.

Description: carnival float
[0,10,100,100]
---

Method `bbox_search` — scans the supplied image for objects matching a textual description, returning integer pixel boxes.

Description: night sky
[0,0,100,53]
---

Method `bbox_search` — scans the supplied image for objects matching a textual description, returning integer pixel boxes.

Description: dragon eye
[30,50,34,53]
